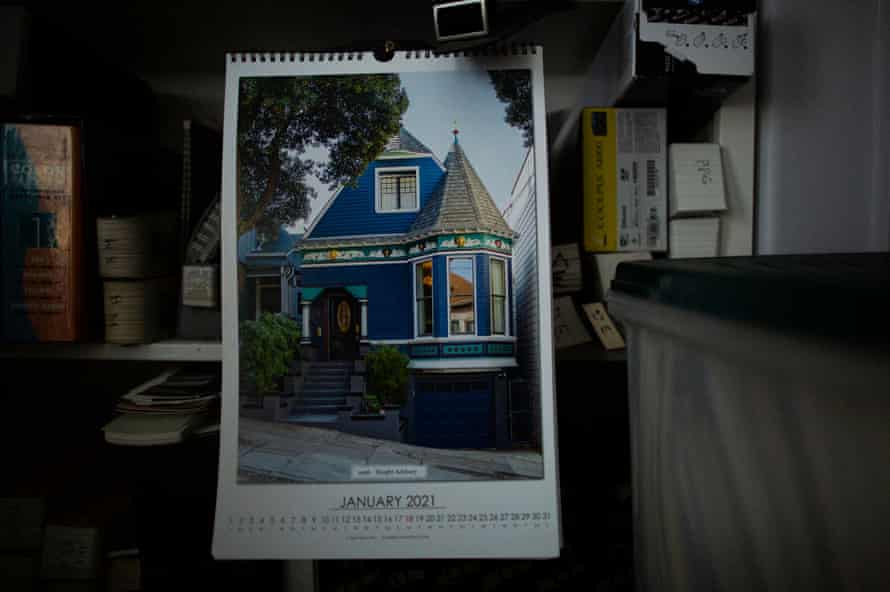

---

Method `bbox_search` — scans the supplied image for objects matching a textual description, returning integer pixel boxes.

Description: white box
[669,217,721,258]
[669,143,727,216]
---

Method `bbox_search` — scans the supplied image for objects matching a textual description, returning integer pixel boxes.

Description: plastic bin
[608,254,890,592]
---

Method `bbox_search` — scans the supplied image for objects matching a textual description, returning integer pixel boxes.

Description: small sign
[351,465,429,480]
[583,302,625,350]
[553,296,591,350]
[182,265,219,308]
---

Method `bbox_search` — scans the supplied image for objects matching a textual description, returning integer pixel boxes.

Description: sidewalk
[239,417,544,483]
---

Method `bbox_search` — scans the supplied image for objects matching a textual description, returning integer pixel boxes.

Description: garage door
[413,376,495,449]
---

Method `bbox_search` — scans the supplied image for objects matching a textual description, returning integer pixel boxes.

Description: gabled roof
[383,127,434,155]
[300,133,515,250]
[409,142,514,238]
[238,226,302,266]
[302,127,437,241]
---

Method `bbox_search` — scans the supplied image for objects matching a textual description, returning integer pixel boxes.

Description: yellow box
[582,108,667,252]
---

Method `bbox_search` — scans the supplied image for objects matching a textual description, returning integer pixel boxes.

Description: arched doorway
[310,288,360,361]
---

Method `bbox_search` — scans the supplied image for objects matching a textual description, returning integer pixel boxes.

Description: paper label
[351,466,429,480]
[583,302,625,351]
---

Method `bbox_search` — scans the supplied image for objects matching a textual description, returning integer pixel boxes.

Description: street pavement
[238,417,544,483]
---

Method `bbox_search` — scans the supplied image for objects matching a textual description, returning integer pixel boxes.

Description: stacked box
[582,107,667,253]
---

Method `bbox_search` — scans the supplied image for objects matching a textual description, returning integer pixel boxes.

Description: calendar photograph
[234,65,546,484]
[216,49,559,559]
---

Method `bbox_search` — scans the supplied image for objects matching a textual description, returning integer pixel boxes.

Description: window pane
[381,193,397,211]
[491,259,506,295]
[490,259,506,334]
[415,261,433,336]
[492,296,506,334]
[449,258,475,335]
[417,300,427,336]
[399,175,417,209]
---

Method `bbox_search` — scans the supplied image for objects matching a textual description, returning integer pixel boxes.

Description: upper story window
[376,167,419,213]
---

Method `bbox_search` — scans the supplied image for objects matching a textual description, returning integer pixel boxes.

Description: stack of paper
[669,143,728,217]
[103,415,208,446]
[103,367,220,445]
[669,218,721,258]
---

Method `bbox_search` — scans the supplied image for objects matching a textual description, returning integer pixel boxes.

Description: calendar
[215,45,560,559]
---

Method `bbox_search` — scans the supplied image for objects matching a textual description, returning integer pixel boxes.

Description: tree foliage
[238,75,409,234]
[488,70,533,148]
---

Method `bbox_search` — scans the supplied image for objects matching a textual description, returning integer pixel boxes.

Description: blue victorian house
[295,128,520,449]
[237,225,302,322]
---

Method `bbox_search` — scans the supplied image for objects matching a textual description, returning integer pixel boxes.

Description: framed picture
[214,47,559,559]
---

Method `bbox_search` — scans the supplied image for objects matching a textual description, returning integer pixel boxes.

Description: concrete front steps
[288,360,353,426]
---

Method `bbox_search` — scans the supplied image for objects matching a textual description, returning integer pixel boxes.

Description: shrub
[240,313,301,396]
[365,346,409,407]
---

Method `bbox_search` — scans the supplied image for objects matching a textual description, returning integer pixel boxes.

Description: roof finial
[452,120,459,144]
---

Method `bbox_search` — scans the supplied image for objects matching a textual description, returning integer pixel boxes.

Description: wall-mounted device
[428,1,572,52]
[433,0,489,42]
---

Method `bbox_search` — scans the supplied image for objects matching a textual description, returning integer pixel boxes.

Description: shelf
[556,342,627,364]
[0,339,222,362]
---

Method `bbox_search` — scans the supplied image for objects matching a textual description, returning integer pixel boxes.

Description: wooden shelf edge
[0,339,223,361]
[555,342,627,364]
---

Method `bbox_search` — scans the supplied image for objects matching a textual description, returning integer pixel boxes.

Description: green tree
[488,70,533,148]
[238,75,409,235]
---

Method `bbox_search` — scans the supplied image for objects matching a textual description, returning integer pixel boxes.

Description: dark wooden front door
[326,291,359,361]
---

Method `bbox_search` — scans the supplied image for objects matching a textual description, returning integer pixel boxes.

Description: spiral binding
[228,44,536,64]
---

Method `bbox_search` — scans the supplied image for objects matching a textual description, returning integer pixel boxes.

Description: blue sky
[289,69,531,233]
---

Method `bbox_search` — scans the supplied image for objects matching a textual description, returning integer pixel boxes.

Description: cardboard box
[582,108,667,252]
[588,0,756,132]
[669,143,728,216]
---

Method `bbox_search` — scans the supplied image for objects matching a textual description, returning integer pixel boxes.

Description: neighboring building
[238,226,302,321]
[297,128,521,449]
[502,147,540,448]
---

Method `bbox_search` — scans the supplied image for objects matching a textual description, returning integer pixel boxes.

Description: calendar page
[214,46,560,559]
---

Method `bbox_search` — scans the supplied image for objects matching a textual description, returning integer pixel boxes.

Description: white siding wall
[505,149,541,447]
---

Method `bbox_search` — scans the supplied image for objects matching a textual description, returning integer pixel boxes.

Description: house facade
[296,128,520,449]
[238,226,302,322]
